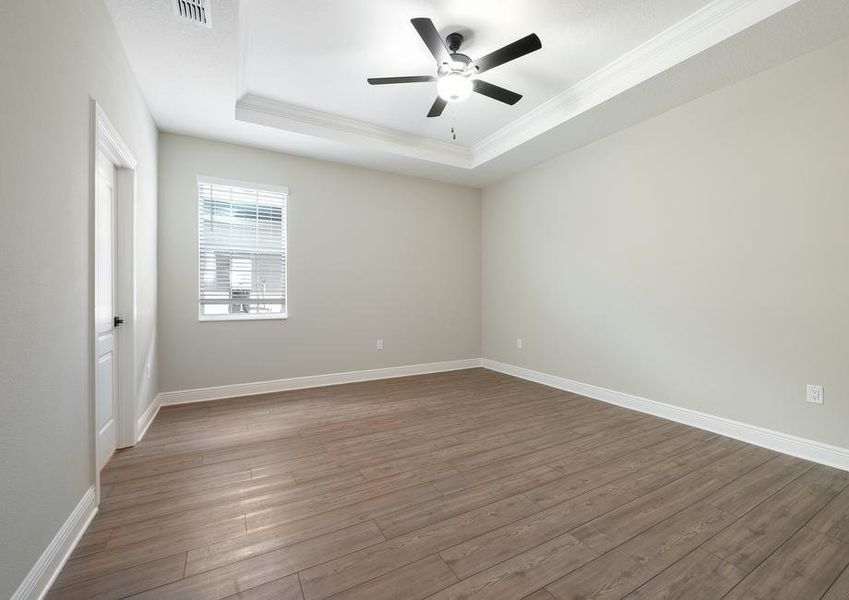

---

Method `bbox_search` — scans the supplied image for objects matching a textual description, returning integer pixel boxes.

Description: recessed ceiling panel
[244,0,713,145]
[104,0,849,185]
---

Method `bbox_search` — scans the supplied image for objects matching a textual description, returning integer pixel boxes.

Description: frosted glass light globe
[437,72,473,103]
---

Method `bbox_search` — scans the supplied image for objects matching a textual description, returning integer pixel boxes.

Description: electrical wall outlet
[516,338,523,349]
[376,339,383,351]
[806,384,824,405]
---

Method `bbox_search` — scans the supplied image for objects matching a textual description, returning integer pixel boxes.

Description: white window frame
[196,175,288,322]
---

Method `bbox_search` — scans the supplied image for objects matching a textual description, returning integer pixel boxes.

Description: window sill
[199,313,288,322]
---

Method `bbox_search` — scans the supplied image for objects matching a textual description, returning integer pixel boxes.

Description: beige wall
[0,1,158,595]
[482,37,849,449]
[158,133,481,392]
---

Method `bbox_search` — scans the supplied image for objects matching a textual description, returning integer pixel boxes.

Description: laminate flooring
[47,368,849,599]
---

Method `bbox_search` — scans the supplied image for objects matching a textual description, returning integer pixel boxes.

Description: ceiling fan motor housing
[446,32,464,52]
[440,52,472,76]
[442,32,473,76]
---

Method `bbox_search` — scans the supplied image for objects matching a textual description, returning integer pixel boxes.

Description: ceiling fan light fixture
[366,18,541,117]
[437,72,473,103]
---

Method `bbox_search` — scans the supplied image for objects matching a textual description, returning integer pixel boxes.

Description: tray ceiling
[105,0,849,186]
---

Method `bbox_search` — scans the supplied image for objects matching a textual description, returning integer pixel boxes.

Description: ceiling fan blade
[473,33,542,74]
[472,79,522,105]
[367,76,436,85]
[427,96,447,118]
[411,18,452,66]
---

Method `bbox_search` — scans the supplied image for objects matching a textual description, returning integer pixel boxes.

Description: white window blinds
[197,177,287,320]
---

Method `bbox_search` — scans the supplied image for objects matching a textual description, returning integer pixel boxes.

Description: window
[197,176,287,320]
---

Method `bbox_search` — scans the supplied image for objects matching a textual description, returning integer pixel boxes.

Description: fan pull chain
[451,114,457,141]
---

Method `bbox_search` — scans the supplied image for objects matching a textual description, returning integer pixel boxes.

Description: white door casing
[91,100,139,504]
[95,148,118,471]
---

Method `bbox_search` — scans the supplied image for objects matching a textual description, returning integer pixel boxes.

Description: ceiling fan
[367,18,542,118]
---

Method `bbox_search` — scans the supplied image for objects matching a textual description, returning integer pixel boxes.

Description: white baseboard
[482,359,849,472]
[149,356,849,470]
[11,486,97,600]
[135,395,161,443]
[158,358,483,406]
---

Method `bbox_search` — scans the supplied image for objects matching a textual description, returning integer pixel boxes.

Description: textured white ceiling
[105,0,849,187]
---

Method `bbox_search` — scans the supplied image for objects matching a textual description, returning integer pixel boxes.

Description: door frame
[90,100,138,502]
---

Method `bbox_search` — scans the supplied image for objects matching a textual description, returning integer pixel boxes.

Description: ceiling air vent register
[173,0,211,28]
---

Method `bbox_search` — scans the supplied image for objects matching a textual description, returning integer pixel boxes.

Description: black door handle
[114,316,125,327]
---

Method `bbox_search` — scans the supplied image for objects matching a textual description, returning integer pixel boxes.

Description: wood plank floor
[48,368,849,599]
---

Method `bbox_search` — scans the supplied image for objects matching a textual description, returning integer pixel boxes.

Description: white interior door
[95,148,118,471]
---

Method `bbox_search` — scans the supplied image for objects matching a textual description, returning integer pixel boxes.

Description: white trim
[198,312,287,322]
[471,0,802,165]
[158,359,483,406]
[481,359,849,472]
[91,100,140,506]
[235,94,472,168]
[136,395,162,443]
[94,103,137,170]
[196,174,289,196]
[10,487,97,600]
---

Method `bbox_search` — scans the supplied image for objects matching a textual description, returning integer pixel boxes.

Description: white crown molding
[234,0,801,170]
[11,487,97,600]
[235,94,472,168]
[158,358,483,405]
[470,0,802,165]
[482,359,849,472]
